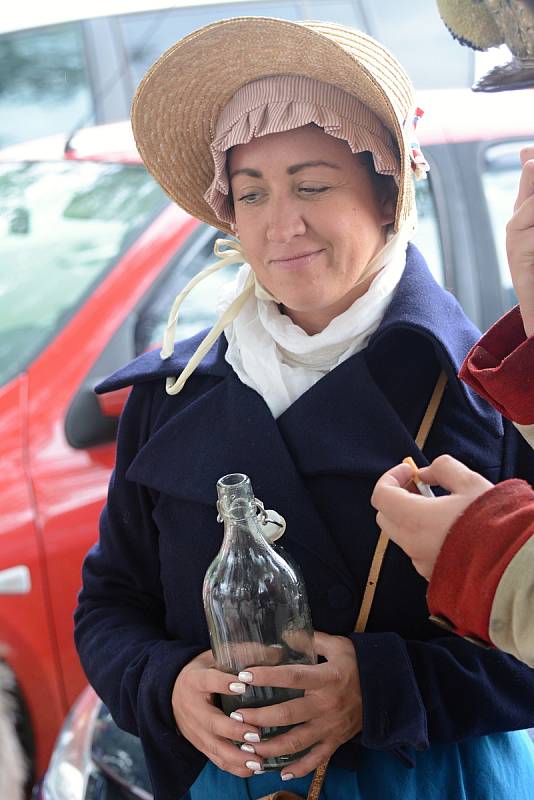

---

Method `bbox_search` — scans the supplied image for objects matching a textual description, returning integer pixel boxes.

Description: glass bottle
[203,473,316,769]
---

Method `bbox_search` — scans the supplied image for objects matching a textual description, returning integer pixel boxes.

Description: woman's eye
[299,186,329,195]
[237,192,261,204]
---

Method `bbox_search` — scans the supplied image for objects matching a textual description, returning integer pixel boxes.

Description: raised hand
[371,454,493,579]
[506,145,534,337]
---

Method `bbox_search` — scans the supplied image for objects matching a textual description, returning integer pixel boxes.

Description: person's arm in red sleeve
[426,477,534,662]
[459,306,534,427]
[371,457,534,665]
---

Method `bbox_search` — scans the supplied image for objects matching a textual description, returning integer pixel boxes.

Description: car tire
[0,662,31,799]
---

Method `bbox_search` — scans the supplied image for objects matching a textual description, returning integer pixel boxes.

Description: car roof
[0,88,531,165]
[0,121,141,164]
[416,87,534,145]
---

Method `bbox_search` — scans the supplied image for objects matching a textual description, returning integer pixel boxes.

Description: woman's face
[228,124,395,334]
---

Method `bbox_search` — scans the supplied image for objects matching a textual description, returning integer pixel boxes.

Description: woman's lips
[269,249,324,269]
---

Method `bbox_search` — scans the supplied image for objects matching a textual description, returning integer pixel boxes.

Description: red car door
[0,376,66,776]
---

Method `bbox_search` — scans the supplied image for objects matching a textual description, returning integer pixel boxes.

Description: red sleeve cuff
[459,306,534,425]
[427,479,534,645]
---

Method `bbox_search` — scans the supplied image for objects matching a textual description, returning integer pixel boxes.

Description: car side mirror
[65,385,130,449]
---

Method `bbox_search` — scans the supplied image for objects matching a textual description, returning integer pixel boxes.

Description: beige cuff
[513,422,534,449]
[489,534,534,666]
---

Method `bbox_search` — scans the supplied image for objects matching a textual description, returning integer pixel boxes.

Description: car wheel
[0,662,31,799]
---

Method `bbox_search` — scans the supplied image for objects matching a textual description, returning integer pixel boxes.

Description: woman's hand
[172,649,264,777]
[506,145,534,337]
[371,454,493,580]
[229,631,362,781]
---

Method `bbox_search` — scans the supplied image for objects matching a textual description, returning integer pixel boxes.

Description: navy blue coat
[75,245,534,800]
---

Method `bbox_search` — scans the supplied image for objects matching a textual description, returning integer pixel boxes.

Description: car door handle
[0,565,31,594]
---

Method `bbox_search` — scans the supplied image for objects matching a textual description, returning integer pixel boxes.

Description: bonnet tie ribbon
[161,238,255,395]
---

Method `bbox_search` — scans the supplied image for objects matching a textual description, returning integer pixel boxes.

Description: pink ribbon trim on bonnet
[204,75,404,225]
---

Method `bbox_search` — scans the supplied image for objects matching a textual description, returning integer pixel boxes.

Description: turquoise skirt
[185,731,534,799]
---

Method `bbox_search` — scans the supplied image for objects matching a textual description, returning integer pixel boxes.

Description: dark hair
[357,150,398,209]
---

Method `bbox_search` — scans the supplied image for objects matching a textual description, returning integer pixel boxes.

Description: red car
[0,123,202,783]
[0,87,532,789]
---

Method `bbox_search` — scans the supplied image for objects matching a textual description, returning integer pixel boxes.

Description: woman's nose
[266,200,306,242]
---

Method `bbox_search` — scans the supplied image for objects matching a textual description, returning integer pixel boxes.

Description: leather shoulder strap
[353,370,447,633]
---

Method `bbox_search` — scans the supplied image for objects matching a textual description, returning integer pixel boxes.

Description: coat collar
[95,328,229,394]
[367,244,500,427]
[369,245,480,385]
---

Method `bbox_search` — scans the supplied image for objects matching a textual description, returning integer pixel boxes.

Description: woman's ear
[381,192,396,225]
[378,178,397,225]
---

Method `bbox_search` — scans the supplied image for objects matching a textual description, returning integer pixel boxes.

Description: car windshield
[0,159,166,386]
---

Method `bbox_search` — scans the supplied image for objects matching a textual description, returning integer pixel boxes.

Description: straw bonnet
[131,16,423,234]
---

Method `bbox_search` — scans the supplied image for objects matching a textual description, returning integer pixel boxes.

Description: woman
[74,17,534,800]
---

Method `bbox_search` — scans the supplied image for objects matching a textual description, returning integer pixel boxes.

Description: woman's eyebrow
[229,167,262,179]
[230,160,340,180]
[287,160,340,174]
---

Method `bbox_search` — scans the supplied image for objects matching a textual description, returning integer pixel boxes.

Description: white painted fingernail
[241,743,256,753]
[281,773,295,781]
[229,682,247,694]
[254,769,265,775]
[230,711,244,722]
[238,671,253,683]
[246,760,262,771]
[244,732,260,743]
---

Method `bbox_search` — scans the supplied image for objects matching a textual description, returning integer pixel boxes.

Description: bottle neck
[216,473,269,553]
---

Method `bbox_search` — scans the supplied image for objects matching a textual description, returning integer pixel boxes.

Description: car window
[137,173,444,354]
[120,0,473,93]
[119,2,366,88]
[0,2,476,150]
[0,22,94,148]
[0,160,166,387]
[481,142,525,311]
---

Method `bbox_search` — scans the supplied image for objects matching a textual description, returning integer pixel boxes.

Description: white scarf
[218,226,411,418]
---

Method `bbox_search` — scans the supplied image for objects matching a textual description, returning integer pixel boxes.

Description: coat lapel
[277,349,431,481]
